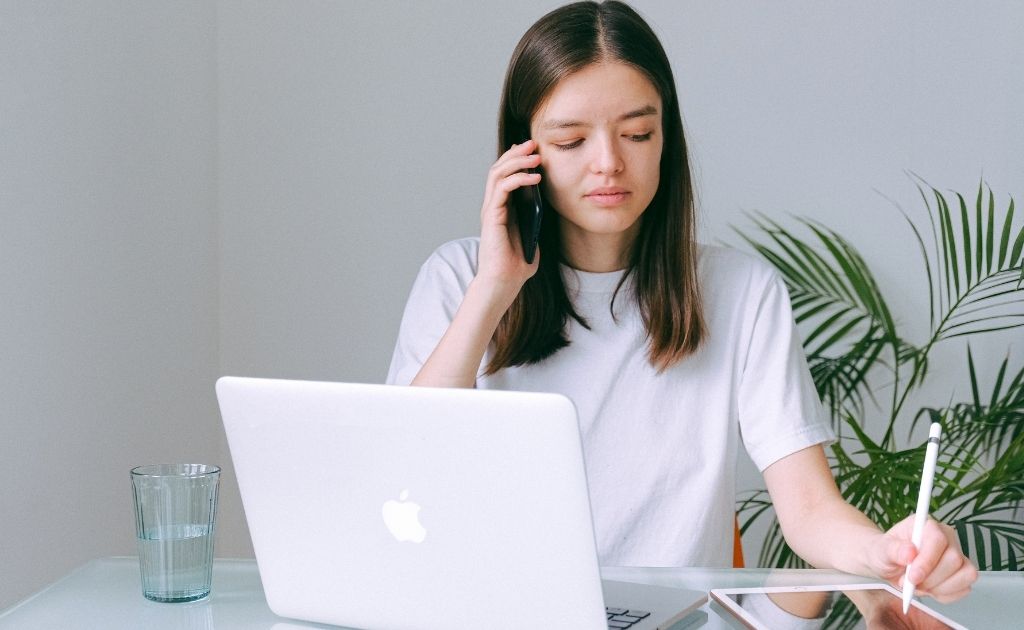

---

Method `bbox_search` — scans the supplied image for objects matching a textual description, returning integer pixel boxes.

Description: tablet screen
[713,587,960,629]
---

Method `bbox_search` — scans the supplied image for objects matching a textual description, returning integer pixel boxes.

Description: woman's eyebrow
[539,104,659,130]
[621,104,658,120]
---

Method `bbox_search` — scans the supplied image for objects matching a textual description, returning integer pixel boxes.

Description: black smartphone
[516,159,544,264]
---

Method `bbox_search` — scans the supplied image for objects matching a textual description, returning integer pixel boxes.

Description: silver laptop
[216,377,707,630]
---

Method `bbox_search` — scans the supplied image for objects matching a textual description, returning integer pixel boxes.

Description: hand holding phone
[515,146,544,264]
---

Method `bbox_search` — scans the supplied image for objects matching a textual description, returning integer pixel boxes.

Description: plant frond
[923,182,1024,343]
[941,320,1024,339]
[736,490,776,539]
[952,516,1024,570]
[808,329,889,432]
[883,184,938,329]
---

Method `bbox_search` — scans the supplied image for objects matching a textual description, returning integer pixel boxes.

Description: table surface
[1,557,1019,629]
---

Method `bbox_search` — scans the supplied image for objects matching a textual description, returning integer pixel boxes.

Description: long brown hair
[487,0,705,374]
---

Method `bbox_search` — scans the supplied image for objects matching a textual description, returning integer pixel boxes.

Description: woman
[387,0,976,603]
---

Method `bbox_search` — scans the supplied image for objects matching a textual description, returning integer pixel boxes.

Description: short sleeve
[385,239,479,386]
[737,269,835,471]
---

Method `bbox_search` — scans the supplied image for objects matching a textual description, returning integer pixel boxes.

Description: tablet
[710,583,967,630]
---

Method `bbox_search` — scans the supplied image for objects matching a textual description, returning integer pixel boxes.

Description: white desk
[1,557,1019,629]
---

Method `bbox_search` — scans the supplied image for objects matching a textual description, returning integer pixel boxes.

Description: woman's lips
[584,187,631,207]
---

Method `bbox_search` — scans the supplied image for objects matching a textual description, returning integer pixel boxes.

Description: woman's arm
[410,140,541,388]
[410,278,518,387]
[762,444,978,603]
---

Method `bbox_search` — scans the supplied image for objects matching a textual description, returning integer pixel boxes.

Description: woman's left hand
[867,515,978,603]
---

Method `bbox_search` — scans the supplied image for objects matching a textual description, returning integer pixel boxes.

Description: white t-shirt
[387,238,834,567]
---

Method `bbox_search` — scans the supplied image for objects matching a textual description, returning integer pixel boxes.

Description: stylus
[902,422,942,614]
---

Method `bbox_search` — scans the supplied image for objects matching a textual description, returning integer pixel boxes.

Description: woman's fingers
[912,524,978,601]
[481,171,542,227]
[885,517,978,604]
[483,150,541,213]
[919,558,977,602]
[929,584,973,605]
[481,142,542,223]
[901,521,951,586]
[496,170,542,194]
[486,141,538,188]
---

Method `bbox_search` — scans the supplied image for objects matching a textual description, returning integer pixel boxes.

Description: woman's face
[530,61,663,269]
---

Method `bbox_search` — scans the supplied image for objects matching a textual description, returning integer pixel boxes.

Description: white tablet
[710,583,967,630]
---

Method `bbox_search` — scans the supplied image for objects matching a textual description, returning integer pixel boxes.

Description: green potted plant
[736,178,1024,573]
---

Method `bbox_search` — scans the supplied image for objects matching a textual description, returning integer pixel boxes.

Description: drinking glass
[130,464,220,602]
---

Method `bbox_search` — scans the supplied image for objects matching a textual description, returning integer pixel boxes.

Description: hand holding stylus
[857,425,977,609]
[902,423,942,614]
[860,426,978,610]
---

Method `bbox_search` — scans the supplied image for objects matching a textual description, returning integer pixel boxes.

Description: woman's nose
[589,136,624,175]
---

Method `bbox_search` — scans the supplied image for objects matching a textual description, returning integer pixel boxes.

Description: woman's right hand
[476,139,543,300]
[409,140,544,388]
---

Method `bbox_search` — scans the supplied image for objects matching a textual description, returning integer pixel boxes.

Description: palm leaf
[912,178,1024,341]
[967,432,1024,508]
[951,511,1024,571]
[808,327,887,427]
[932,351,1024,461]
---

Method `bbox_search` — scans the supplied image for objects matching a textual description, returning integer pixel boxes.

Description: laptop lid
[218,377,610,629]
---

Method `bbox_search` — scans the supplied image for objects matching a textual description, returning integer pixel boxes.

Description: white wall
[3,0,1022,609]
[0,1,219,609]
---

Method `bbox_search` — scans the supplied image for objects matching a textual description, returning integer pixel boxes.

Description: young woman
[387,0,976,603]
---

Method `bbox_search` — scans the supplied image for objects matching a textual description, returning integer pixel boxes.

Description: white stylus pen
[902,422,942,614]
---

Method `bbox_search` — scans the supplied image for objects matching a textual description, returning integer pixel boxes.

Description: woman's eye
[627,132,653,142]
[553,139,584,151]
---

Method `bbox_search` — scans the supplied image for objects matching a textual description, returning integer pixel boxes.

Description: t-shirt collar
[560,265,631,295]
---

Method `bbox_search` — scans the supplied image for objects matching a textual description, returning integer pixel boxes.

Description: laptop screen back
[217,377,607,630]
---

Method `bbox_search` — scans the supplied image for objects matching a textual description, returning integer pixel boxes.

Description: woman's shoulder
[422,237,480,273]
[695,244,791,329]
[696,243,783,297]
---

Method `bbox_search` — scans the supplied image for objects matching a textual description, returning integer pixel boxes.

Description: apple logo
[381,489,427,543]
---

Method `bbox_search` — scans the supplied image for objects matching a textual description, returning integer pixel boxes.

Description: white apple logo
[381,489,427,543]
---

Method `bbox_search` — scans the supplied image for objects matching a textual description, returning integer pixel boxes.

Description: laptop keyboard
[606,607,650,629]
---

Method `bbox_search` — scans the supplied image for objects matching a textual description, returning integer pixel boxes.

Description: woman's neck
[558,221,639,273]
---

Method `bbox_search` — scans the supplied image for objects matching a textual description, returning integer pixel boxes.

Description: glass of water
[130,464,220,602]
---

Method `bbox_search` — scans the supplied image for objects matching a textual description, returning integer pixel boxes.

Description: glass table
[1,557,1018,629]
